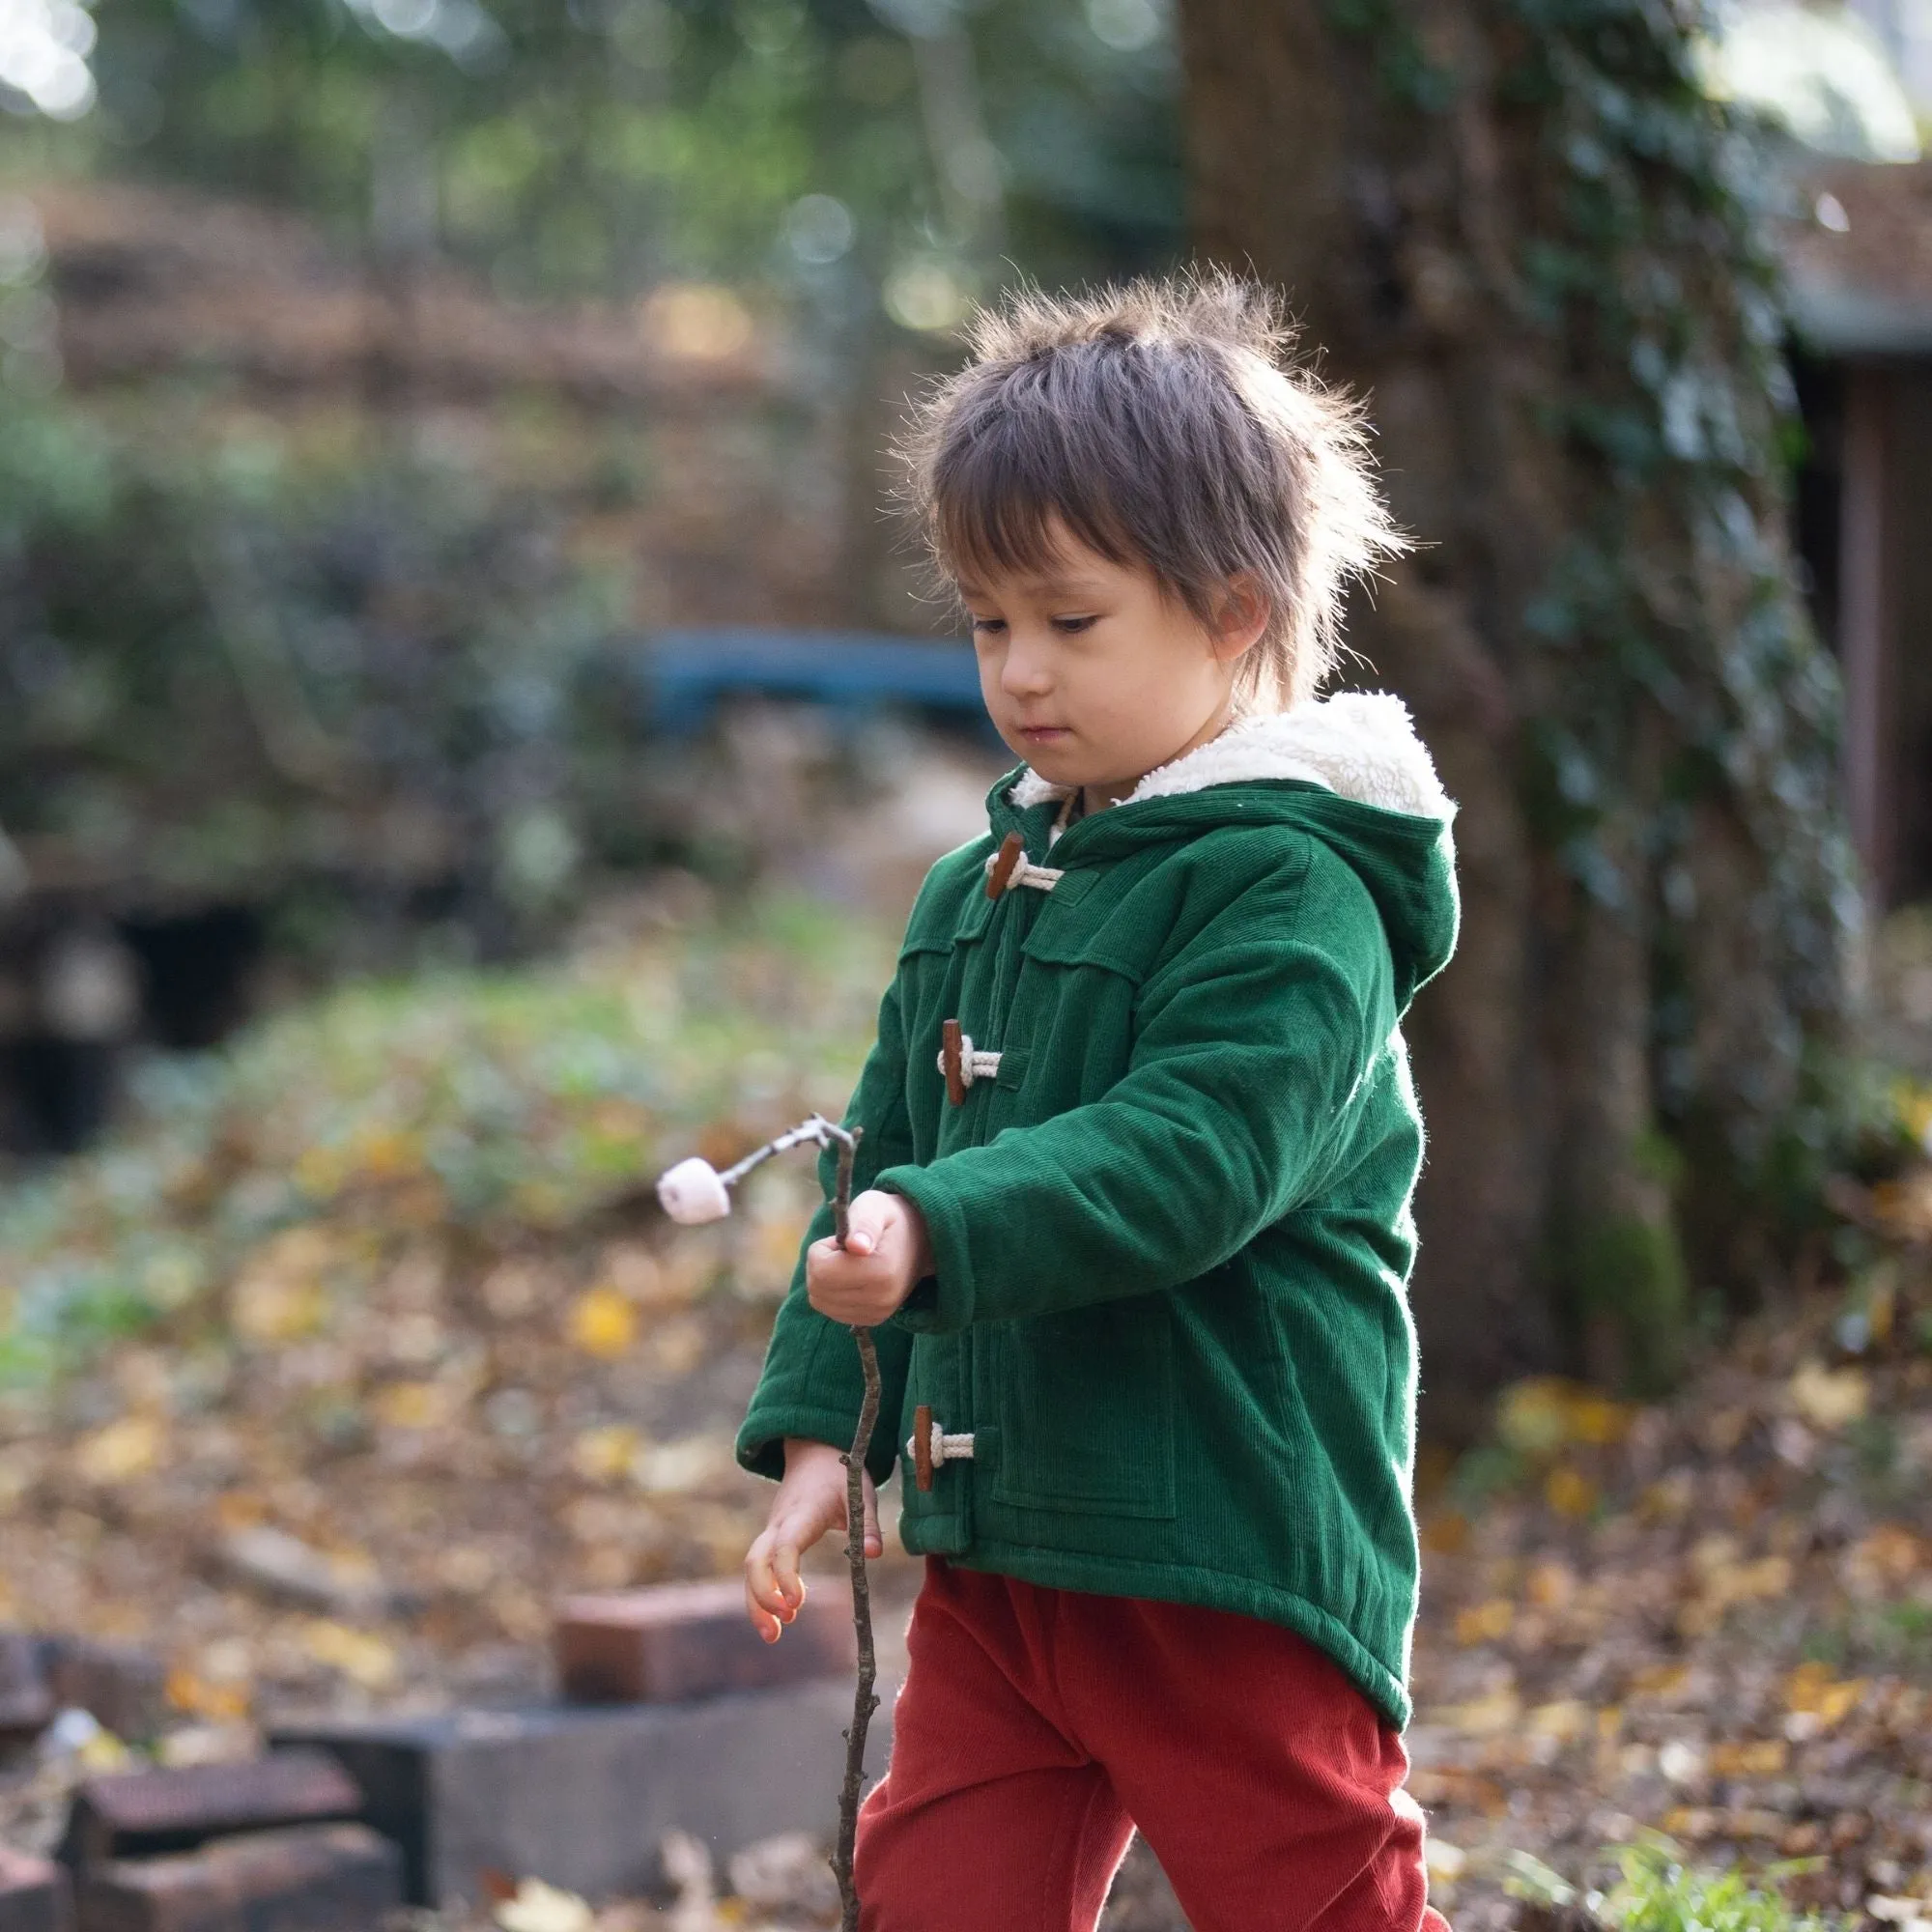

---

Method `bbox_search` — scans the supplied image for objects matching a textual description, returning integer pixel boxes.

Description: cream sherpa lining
[1011,691,1457,825]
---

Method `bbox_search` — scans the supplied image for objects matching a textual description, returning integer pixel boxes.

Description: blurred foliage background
[0,0,1185,1082]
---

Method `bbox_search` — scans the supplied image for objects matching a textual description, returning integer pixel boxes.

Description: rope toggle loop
[984,831,1063,899]
[909,1403,975,1492]
[938,1017,1000,1104]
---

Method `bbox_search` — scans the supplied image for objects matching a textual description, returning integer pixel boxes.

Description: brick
[0,1848,71,1932]
[554,1577,855,1705]
[43,1643,166,1746]
[71,1824,399,1932]
[0,1633,54,1750]
[58,1753,361,1867]
[273,1674,895,1907]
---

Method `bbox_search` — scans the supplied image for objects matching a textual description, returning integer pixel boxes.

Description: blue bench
[630,628,991,737]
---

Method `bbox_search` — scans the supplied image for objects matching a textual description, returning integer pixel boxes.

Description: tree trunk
[1179,0,1853,1427]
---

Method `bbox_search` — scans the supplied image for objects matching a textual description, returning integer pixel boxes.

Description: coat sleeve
[873,860,1390,1332]
[735,974,918,1486]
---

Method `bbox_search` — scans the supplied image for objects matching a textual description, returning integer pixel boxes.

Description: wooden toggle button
[984,832,1026,900]
[913,1404,935,1492]
[941,1018,967,1106]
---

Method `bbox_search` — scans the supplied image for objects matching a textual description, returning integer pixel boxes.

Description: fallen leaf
[1524,1560,1576,1609]
[1528,1699,1592,1743]
[494,1876,594,1932]
[1784,1661,1867,1727]
[1789,1358,1868,1431]
[1844,1523,1925,1598]
[164,1665,251,1723]
[372,1379,455,1431]
[301,1620,398,1690]
[77,1416,164,1485]
[1454,1598,1515,1645]
[572,1426,644,1485]
[1544,1463,1597,1519]
[566,1285,638,1359]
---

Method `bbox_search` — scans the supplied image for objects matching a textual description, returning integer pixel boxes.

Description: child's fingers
[744,1573,783,1644]
[743,1539,786,1641]
[770,1536,807,1613]
[745,1528,807,1635]
[862,1479,883,1559]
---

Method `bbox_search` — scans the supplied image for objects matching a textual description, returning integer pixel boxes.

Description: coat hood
[987,691,1460,1010]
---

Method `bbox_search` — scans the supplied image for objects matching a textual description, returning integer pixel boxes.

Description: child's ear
[1208,573,1270,664]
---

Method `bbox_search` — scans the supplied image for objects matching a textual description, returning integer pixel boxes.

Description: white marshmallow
[656,1156,732,1225]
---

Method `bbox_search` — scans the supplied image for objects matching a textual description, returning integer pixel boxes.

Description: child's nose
[1000,640,1054,697]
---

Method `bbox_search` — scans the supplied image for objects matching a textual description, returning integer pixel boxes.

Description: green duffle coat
[737,695,1459,1726]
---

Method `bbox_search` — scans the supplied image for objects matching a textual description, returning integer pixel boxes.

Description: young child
[735,272,1458,1932]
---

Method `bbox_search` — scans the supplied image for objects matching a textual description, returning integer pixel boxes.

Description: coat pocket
[990,1295,1178,1520]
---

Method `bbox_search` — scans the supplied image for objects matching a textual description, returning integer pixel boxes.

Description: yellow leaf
[77,1731,132,1772]
[1784,1661,1866,1725]
[165,1666,251,1722]
[1545,1463,1597,1520]
[571,1426,642,1485]
[77,1416,164,1486]
[1630,1662,1690,1701]
[214,1491,266,1532]
[1845,1524,1925,1597]
[566,1284,638,1359]
[1495,1378,1576,1459]
[1439,1687,1521,1734]
[1526,1560,1577,1609]
[302,1621,398,1690]
[230,1225,337,1342]
[360,1128,423,1180]
[1568,1393,1634,1445]
[293,1146,348,1198]
[373,1381,448,1431]
[1529,1699,1592,1743]
[1738,1555,1794,1600]
[231,1275,328,1346]
[1454,1598,1515,1645]
[1895,1076,1932,1148]
[1789,1359,1868,1432]
[1711,1738,1789,1776]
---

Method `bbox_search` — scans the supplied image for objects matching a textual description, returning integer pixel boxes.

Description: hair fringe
[889,267,1406,710]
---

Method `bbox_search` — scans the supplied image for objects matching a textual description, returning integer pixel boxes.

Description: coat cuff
[874,1163,977,1332]
[736,1404,901,1488]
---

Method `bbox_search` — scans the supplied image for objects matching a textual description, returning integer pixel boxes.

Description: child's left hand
[806,1189,933,1326]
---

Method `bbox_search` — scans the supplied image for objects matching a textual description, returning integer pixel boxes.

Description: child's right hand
[744,1436,881,1643]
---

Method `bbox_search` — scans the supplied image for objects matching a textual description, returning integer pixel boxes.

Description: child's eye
[970,616,1007,637]
[1051,614,1097,635]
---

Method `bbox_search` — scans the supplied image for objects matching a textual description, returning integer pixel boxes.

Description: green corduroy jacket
[736,693,1459,1726]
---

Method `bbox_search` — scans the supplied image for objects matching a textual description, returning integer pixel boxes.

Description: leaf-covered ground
[0,892,895,1716]
[2,895,1930,1931]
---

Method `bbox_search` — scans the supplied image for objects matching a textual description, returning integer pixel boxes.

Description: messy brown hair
[894,270,1405,712]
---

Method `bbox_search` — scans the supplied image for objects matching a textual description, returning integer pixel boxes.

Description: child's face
[958,526,1264,809]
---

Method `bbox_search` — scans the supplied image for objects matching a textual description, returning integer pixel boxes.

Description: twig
[827,1125,880,1932]
[653,1116,881,1926]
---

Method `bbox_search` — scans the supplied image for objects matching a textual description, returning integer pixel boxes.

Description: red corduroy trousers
[854,1559,1451,1932]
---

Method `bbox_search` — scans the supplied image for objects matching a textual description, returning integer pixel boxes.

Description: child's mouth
[1021,726,1070,743]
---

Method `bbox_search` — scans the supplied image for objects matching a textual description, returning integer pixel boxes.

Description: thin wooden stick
[827,1126,880,1932]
